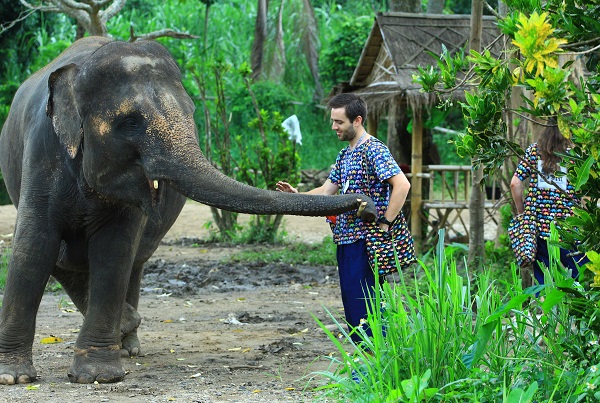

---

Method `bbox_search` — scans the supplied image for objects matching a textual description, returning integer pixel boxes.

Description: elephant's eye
[116,116,143,134]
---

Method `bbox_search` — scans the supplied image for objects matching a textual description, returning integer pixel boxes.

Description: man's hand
[276,181,298,193]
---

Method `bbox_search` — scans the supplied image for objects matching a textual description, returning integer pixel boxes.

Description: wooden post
[367,111,378,138]
[468,0,485,267]
[385,102,403,164]
[410,108,423,254]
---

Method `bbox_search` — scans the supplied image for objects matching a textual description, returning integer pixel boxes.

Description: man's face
[330,107,357,142]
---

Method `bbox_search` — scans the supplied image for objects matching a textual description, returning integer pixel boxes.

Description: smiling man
[277,93,411,344]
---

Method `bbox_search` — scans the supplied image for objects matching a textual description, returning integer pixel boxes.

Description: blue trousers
[336,240,381,343]
[533,237,589,285]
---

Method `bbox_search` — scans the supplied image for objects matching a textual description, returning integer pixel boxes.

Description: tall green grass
[312,230,599,402]
[229,235,336,266]
[0,248,9,292]
[0,249,10,307]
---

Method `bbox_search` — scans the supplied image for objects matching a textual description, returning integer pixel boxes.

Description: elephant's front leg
[68,213,145,384]
[50,266,142,354]
[0,218,61,385]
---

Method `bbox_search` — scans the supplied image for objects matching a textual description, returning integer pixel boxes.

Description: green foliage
[184,54,303,242]
[229,77,295,142]
[319,15,372,90]
[229,235,336,266]
[313,231,600,401]
[0,171,11,205]
[0,14,75,205]
[45,277,64,292]
[0,249,7,290]
[415,5,600,266]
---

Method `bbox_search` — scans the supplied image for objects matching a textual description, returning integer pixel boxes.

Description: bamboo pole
[411,108,423,254]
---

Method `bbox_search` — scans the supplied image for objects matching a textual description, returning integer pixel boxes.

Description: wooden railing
[408,165,503,208]
[406,165,505,244]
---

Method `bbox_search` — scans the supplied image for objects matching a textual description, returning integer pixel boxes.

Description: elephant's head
[46,38,376,222]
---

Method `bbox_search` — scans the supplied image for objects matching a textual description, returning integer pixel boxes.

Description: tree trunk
[389,0,422,12]
[266,0,286,82]
[251,0,268,80]
[300,0,323,101]
[76,23,86,40]
[468,0,485,268]
[427,0,445,14]
[203,2,211,53]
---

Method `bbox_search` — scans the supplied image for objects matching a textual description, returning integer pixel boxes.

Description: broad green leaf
[574,156,595,190]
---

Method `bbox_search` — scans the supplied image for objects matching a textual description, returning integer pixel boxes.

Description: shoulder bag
[508,157,539,266]
[361,144,416,276]
[508,212,538,266]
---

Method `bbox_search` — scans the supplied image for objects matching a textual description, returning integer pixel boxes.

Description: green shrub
[312,229,598,402]
[0,248,9,291]
[229,235,336,266]
[319,15,372,91]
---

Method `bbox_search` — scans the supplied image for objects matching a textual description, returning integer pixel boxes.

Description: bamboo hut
[332,12,503,251]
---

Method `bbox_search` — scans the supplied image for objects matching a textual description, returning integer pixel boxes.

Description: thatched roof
[334,12,503,114]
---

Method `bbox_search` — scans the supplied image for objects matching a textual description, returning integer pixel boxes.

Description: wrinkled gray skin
[0,37,376,385]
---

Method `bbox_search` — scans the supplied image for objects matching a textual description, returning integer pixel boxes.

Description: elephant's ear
[47,64,83,159]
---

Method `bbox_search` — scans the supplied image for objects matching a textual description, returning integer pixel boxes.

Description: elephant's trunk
[147,146,377,221]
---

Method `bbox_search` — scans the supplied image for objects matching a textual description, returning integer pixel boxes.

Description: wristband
[377,216,392,226]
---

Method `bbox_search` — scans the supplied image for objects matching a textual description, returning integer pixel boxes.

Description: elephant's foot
[121,303,141,337]
[68,345,124,384]
[120,331,141,357]
[0,360,37,385]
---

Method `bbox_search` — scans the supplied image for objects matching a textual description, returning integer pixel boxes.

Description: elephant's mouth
[148,178,160,200]
[141,177,166,223]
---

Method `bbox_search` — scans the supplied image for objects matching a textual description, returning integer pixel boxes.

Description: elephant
[0,36,376,385]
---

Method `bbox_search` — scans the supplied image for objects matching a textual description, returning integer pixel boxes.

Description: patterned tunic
[514,143,578,239]
[328,138,401,245]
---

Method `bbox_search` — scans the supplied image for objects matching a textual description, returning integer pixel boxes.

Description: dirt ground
[0,201,348,403]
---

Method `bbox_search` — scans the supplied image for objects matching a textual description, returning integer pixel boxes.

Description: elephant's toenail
[0,374,16,385]
[16,374,31,384]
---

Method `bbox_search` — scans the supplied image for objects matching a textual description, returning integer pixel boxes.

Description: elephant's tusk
[153,180,159,190]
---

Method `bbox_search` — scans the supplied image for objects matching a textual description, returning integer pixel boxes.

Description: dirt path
[0,202,347,403]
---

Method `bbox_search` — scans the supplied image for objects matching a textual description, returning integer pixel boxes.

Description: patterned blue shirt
[514,143,578,239]
[328,138,401,244]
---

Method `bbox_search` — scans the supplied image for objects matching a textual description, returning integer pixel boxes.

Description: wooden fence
[407,165,506,247]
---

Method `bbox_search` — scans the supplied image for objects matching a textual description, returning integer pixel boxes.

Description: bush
[313,230,598,402]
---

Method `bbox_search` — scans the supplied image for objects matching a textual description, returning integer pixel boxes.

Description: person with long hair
[510,121,589,284]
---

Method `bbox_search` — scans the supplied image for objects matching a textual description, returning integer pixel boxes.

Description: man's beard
[340,125,357,142]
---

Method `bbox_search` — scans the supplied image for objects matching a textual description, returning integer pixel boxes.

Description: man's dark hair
[328,93,367,123]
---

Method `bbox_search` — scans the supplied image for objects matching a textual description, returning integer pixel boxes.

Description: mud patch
[142,258,339,295]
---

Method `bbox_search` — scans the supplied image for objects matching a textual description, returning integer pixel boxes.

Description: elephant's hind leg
[120,260,145,358]
[120,304,141,357]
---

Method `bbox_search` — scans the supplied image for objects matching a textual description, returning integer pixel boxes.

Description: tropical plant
[313,229,600,401]
[414,3,599,272]
[319,15,372,92]
[250,0,323,100]
[230,63,301,242]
